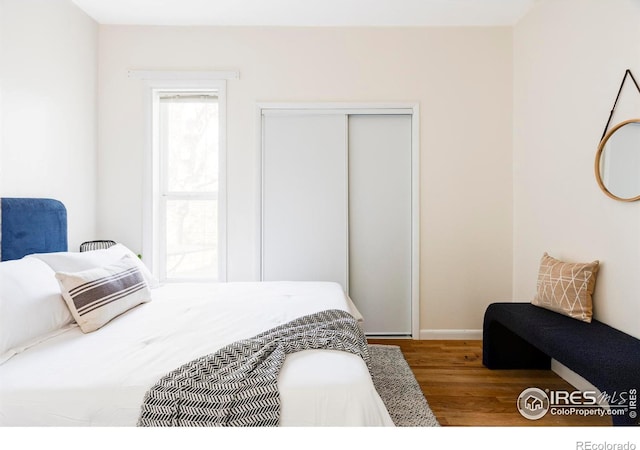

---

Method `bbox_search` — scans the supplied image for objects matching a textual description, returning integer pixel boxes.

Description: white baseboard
[419,329,482,340]
[551,359,608,407]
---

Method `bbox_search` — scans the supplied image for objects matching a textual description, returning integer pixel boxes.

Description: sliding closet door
[261,113,348,289]
[348,115,412,335]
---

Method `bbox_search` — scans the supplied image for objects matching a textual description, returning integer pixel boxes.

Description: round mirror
[595,118,640,202]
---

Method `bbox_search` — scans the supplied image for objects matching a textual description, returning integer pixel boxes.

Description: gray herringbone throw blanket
[137,309,369,426]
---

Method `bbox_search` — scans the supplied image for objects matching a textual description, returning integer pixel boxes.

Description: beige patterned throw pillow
[531,253,599,323]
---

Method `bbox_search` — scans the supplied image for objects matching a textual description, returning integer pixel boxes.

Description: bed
[0,198,393,427]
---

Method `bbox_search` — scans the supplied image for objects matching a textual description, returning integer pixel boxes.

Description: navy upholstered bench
[483,302,640,426]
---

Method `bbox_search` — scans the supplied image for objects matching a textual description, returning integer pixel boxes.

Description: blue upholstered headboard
[0,198,68,261]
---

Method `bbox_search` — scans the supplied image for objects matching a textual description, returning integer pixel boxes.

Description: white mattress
[0,281,393,427]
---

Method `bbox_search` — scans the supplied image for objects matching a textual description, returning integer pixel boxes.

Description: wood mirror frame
[595,118,640,202]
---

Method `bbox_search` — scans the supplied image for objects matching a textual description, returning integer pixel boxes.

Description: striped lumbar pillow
[56,255,151,333]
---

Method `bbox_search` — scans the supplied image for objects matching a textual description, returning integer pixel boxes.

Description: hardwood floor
[367,339,611,427]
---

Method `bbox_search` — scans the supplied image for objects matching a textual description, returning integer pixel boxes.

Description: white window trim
[142,79,228,282]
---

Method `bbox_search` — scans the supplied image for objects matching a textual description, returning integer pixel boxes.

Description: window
[148,84,226,282]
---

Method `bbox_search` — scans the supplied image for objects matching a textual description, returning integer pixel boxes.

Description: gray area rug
[369,344,440,427]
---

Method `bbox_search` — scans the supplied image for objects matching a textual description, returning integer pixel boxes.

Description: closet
[260,105,418,337]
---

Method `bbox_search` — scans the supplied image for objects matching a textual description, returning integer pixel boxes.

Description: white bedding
[0,281,393,427]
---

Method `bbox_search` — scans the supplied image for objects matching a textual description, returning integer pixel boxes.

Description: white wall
[3,0,638,340]
[0,0,98,251]
[513,0,640,338]
[97,26,514,334]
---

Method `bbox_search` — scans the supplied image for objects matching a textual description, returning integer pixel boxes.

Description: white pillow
[55,255,152,333]
[28,243,159,288]
[0,258,74,364]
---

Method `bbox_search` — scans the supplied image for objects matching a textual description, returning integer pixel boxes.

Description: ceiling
[70,0,540,27]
